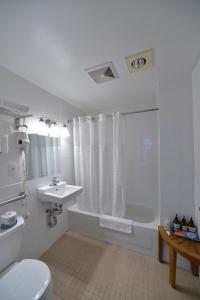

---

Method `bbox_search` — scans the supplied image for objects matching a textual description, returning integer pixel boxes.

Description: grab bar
[0,192,27,207]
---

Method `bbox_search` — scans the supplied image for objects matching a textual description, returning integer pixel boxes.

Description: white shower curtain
[73,112,125,217]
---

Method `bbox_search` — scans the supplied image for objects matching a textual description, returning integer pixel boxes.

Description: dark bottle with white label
[181,216,188,231]
[188,218,196,233]
[173,214,181,231]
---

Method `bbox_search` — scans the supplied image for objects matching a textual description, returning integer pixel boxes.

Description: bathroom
[0,1,200,299]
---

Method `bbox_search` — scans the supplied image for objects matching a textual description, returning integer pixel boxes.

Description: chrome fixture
[15,116,31,131]
[53,203,63,215]
[39,117,45,123]
[38,117,70,137]
[47,211,57,227]
[46,203,63,227]
[67,108,159,123]
[51,120,57,126]
[0,192,27,207]
[44,119,56,128]
[50,176,60,186]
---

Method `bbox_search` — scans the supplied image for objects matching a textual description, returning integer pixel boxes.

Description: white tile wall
[159,74,194,224]
[0,65,83,259]
[125,111,159,210]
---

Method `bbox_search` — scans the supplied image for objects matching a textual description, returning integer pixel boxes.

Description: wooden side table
[158,226,200,288]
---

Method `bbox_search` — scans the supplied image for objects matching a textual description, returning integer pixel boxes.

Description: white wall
[159,74,194,224]
[125,111,159,212]
[193,59,200,233]
[0,65,83,259]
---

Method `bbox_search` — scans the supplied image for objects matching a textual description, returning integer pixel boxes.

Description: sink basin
[38,182,82,204]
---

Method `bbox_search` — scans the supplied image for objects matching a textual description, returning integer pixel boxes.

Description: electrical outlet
[8,163,17,176]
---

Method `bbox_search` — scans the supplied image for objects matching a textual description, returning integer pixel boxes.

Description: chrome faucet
[50,176,60,186]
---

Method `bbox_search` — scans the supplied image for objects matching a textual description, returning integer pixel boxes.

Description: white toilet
[0,216,52,300]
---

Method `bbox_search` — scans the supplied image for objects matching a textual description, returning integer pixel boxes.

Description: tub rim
[68,204,160,230]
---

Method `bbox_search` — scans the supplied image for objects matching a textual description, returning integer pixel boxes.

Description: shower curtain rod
[122,107,159,116]
[67,107,159,122]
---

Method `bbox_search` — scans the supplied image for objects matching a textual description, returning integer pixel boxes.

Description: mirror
[27,134,61,180]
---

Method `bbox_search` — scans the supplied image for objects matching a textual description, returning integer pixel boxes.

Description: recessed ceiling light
[125,49,153,73]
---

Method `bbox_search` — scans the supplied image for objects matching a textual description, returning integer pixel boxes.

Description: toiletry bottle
[181,216,188,231]
[188,218,196,233]
[173,214,181,231]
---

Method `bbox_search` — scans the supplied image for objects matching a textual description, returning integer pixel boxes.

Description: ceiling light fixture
[125,49,153,73]
[30,117,71,137]
[131,57,147,69]
[60,123,70,137]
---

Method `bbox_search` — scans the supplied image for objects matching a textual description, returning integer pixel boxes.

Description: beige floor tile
[40,231,200,300]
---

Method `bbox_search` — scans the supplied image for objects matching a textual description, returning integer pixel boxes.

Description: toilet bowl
[0,216,52,299]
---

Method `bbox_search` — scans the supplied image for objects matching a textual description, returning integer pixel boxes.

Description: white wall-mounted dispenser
[14,131,30,192]
[15,131,30,150]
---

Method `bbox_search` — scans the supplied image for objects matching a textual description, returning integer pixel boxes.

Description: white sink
[38,182,82,204]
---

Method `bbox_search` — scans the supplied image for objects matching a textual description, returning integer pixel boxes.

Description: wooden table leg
[158,230,163,263]
[169,246,177,288]
[191,262,199,276]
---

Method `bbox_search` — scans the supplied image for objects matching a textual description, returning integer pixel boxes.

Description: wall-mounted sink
[38,182,82,204]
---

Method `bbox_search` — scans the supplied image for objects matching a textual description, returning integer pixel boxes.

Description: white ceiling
[0,0,200,113]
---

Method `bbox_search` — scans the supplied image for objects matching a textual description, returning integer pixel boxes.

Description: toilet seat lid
[0,259,51,300]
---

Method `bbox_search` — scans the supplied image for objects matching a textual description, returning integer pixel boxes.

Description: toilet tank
[0,217,25,272]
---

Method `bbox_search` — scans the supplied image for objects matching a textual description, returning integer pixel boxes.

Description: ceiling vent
[125,49,153,73]
[86,62,119,84]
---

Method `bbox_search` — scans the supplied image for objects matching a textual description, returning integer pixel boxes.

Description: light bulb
[60,124,70,137]
[28,118,48,136]
[49,125,59,137]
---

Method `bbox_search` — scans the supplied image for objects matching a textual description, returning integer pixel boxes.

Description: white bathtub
[68,203,159,257]
[125,203,156,224]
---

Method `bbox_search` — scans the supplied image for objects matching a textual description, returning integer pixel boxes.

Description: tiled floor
[41,231,200,300]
